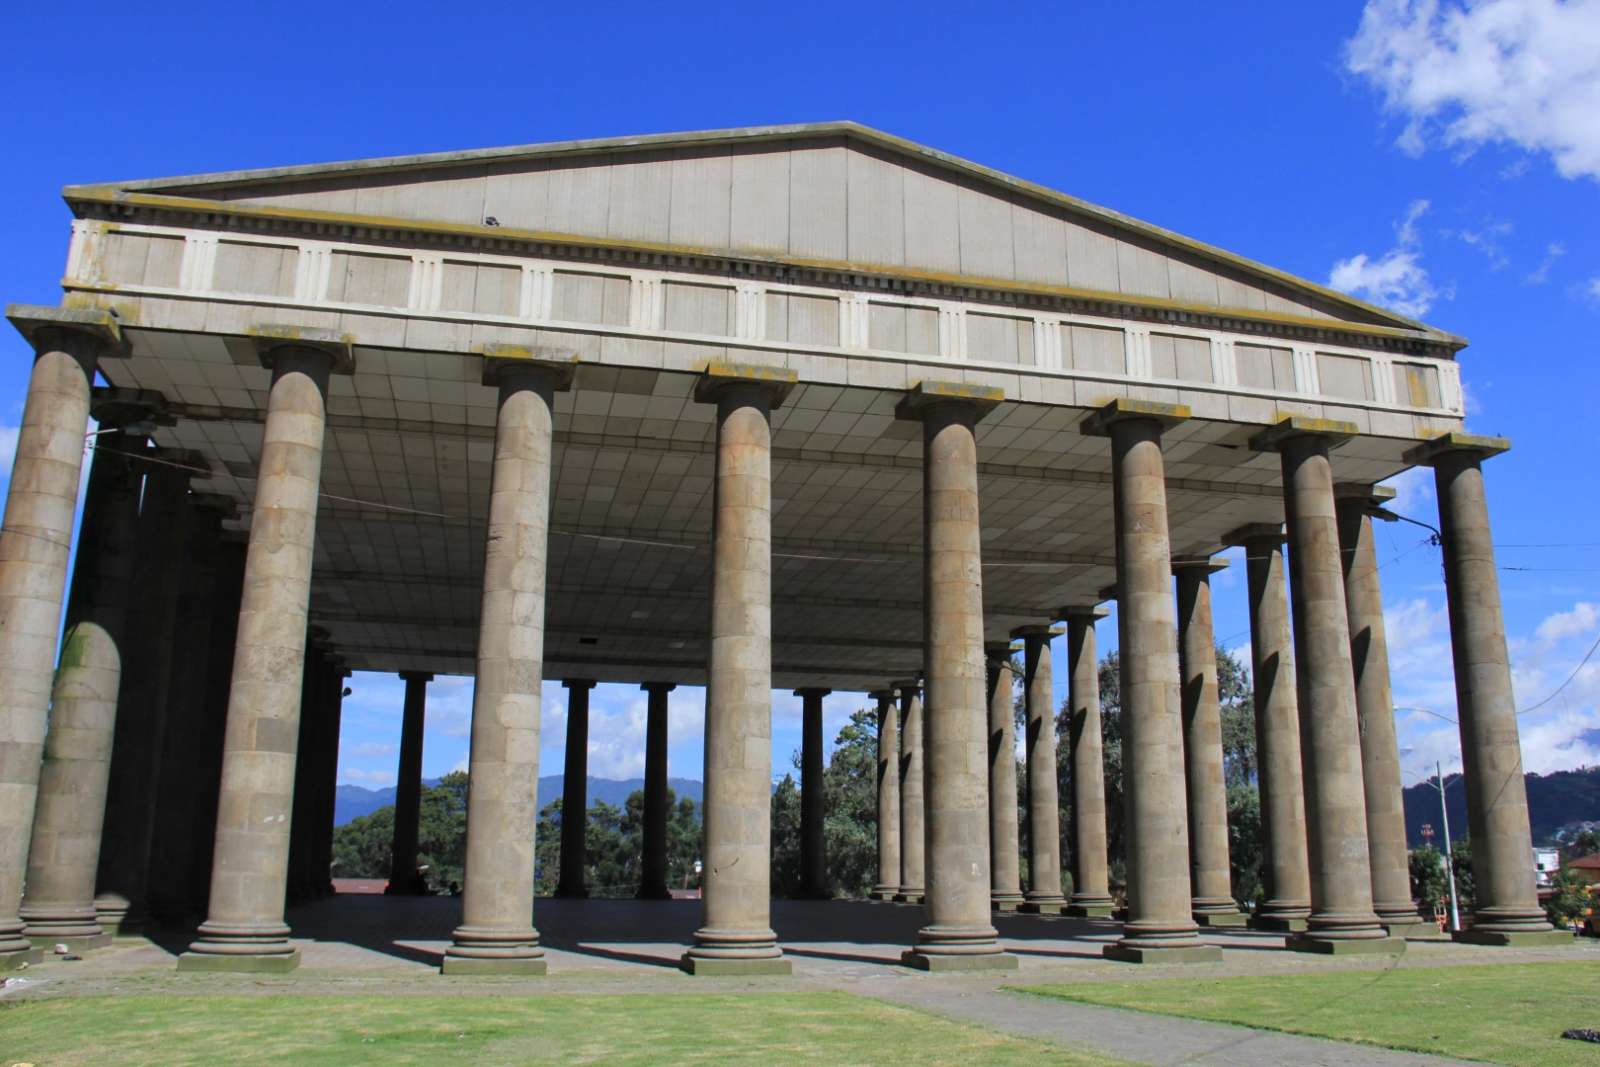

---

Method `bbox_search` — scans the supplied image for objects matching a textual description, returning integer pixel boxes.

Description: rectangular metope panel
[213,241,297,298]
[440,262,521,317]
[552,271,630,326]
[1393,361,1443,408]
[1317,351,1374,401]
[766,292,840,347]
[1236,342,1296,392]
[1151,333,1213,383]
[967,312,1035,365]
[99,231,184,289]
[327,251,411,308]
[663,281,734,336]
[1063,323,1125,374]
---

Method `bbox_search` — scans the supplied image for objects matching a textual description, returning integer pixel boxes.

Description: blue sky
[3,1,1597,791]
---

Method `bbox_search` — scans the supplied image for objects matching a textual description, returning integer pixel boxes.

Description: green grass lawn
[1012,960,1600,1066]
[0,990,1124,1067]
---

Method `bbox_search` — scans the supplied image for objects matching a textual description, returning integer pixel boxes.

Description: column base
[1017,900,1065,915]
[1,945,44,971]
[1193,910,1248,927]
[991,897,1022,913]
[1249,914,1309,932]
[1381,917,1443,939]
[1287,934,1406,956]
[892,891,925,905]
[29,932,114,952]
[178,948,301,973]
[901,948,1018,972]
[871,889,899,902]
[1066,903,1117,918]
[635,886,674,901]
[1452,928,1572,947]
[1103,942,1222,964]
[441,954,548,975]
[679,953,792,976]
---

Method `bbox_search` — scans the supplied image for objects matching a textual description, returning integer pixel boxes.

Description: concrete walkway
[852,978,1478,1067]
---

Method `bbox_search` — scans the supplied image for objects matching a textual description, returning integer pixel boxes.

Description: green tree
[1226,782,1263,908]
[822,707,880,898]
[1544,866,1590,928]
[770,774,802,897]
[1410,844,1449,915]
[1567,828,1600,859]
[416,771,468,892]
[331,805,393,879]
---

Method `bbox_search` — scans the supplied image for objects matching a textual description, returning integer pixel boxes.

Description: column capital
[1402,430,1510,466]
[1096,583,1119,602]
[984,640,1017,661]
[868,688,896,703]
[399,671,434,683]
[890,678,922,694]
[640,681,677,694]
[1248,414,1359,453]
[7,303,129,361]
[246,324,355,375]
[1334,482,1398,511]
[1224,522,1286,547]
[90,386,173,429]
[562,677,597,691]
[1056,604,1110,623]
[190,492,239,520]
[1009,624,1063,642]
[1079,397,1188,437]
[481,346,579,390]
[893,380,1003,422]
[152,447,211,481]
[1171,556,1230,577]
[692,361,797,407]
[792,687,831,699]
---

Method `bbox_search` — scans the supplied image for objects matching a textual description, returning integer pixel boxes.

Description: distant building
[1535,847,1561,887]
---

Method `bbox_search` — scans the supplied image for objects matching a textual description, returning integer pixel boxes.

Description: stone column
[985,643,1023,912]
[1084,399,1218,963]
[147,494,231,922]
[286,639,326,906]
[797,687,831,899]
[444,355,571,976]
[1253,416,1398,954]
[1061,605,1114,917]
[97,454,195,932]
[1335,485,1424,935]
[0,306,121,972]
[897,382,1014,971]
[1174,559,1245,926]
[1227,525,1312,931]
[179,335,348,974]
[638,681,674,899]
[892,680,925,904]
[387,671,432,895]
[1404,433,1565,945]
[1015,624,1067,914]
[313,662,349,897]
[555,678,595,899]
[19,409,149,950]
[187,538,247,916]
[870,688,901,901]
[682,363,796,976]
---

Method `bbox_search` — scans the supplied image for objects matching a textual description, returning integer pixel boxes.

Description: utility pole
[1438,761,1461,933]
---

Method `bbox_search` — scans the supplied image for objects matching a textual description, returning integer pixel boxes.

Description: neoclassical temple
[0,123,1565,976]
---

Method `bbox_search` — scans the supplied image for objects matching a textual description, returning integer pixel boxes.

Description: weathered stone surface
[1061,606,1113,915]
[984,645,1023,912]
[1015,625,1066,914]
[871,689,901,902]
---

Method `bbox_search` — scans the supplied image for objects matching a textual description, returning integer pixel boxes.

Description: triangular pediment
[69,123,1452,341]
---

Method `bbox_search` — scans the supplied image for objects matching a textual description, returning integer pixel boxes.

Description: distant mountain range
[1403,764,1600,848]
[335,775,704,826]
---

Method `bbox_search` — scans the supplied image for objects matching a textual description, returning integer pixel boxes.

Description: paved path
[852,979,1479,1067]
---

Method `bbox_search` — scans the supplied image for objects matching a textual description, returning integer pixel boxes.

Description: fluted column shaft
[903,395,1010,970]
[181,346,335,973]
[871,689,900,901]
[985,645,1023,911]
[1267,424,1391,951]
[683,374,789,975]
[1086,401,1215,963]
[387,671,431,895]
[20,426,145,948]
[1175,562,1242,924]
[1412,436,1561,944]
[798,687,830,899]
[443,361,562,975]
[1017,626,1066,913]
[638,682,674,899]
[1335,490,1420,929]
[894,683,925,903]
[1063,607,1113,915]
[555,678,595,899]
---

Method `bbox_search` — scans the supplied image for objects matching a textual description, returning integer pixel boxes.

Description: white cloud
[1379,465,1436,515]
[1328,199,1448,317]
[1453,219,1513,269]
[1345,0,1600,181]
[1584,276,1600,304]
[0,425,18,474]
[346,741,396,759]
[1524,241,1566,284]
[339,767,395,787]
[1534,601,1599,643]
